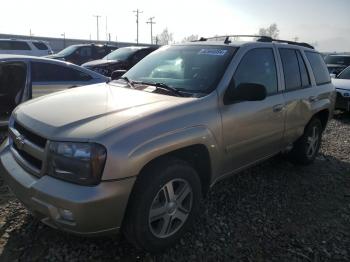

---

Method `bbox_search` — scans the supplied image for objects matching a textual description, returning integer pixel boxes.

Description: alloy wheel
[148,178,193,238]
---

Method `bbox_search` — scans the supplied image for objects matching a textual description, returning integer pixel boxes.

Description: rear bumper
[0,139,136,236]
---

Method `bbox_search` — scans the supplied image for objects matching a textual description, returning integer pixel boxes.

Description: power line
[146,17,156,44]
[133,9,143,44]
[93,15,101,41]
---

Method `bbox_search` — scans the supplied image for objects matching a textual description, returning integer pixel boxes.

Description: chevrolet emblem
[14,134,25,150]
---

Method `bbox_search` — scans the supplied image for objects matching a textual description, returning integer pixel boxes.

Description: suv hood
[332,78,350,91]
[14,83,193,141]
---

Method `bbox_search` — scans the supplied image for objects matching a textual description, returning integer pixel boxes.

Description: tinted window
[338,66,350,80]
[305,52,331,85]
[0,41,11,50]
[131,49,153,64]
[32,62,92,82]
[11,41,31,50]
[96,47,108,56]
[78,47,92,57]
[0,41,31,50]
[279,49,301,90]
[32,42,48,50]
[234,48,278,95]
[296,50,310,87]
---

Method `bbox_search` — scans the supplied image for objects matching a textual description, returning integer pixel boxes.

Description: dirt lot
[0,114,349,262]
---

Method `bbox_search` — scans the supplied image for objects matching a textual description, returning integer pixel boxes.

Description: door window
[234,48,278,95]
[32,42,48,50]
[279,49,302,91]
[32,62,92,82]
[78,47,93,57]
[296,50,311,87]
[0,41,31,50]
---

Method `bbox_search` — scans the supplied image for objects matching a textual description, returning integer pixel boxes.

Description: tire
[288,118,323,165]
[123,157,202,252]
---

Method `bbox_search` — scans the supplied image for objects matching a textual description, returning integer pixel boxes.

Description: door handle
[309,96,318,102]
[272,104,284,112]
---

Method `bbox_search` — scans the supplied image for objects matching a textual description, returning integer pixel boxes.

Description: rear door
[277,48,326,146]
[220,47,285,172]
[31,61,93,98]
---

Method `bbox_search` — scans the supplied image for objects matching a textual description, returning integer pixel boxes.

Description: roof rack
[196,35,314,49]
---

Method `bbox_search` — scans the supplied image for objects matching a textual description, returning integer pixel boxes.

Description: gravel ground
[0,114,349,262]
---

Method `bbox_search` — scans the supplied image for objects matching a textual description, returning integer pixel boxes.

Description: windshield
[325,55,350,66]
[56,45,78,56]
[337,66,350,79]
[123,45,235,94]
[104,48,137,60]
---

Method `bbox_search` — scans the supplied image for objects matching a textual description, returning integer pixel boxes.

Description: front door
[220,47,285,173]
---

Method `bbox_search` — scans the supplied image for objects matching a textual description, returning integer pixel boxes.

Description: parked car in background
[0,36,335,251]
[82,46,158,76]
[332,66,350,112]
[0,39,53,56]
[46,44,117,65]
[324,54,350,75]
[0,55,108,127]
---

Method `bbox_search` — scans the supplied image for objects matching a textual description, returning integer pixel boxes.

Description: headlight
[47,142,107,186]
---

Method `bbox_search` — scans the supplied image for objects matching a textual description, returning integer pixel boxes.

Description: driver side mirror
[224,82,267,104]
[330,73,337,79]
[111,69,127,80]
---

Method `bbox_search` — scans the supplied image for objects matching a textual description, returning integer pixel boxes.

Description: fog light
[58,209,74,222]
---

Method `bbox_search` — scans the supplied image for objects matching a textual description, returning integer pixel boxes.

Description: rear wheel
[123,157,202,252]
[288,118,322,165]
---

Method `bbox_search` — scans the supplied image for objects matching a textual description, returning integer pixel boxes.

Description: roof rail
[195,35,314,49]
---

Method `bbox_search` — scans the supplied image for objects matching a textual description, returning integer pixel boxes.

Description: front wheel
[123,158,202,252]
[288,118,323,165]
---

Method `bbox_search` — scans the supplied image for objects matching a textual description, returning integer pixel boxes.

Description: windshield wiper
[135,81,185,97]
[119,76,135,89]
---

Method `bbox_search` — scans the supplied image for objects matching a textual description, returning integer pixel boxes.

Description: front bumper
[0,139,136,236]
[335,91,350,111]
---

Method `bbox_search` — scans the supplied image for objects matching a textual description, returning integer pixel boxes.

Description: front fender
[101,126,221,181]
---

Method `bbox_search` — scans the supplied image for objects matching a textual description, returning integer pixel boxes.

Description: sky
[0,0,349,52]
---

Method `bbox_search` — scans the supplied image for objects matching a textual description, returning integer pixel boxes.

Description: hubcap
[306,126,319,158]
[148,178,193,238]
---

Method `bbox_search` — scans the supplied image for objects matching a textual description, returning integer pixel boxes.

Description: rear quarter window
[32,42,48,50]
[305,52,331,85]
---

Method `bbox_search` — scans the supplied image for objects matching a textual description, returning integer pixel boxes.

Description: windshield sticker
[198,49,228,56]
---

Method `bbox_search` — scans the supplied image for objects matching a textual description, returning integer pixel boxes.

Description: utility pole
[93,15,101,41]
[105,16,108,41]
[133,9,143,44]
[146,17,156,44]
[61,33,66,48]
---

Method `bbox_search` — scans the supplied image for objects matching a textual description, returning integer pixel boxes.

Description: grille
[14,122,47,148]
[336,92,350,111]
[10,121,47,175]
